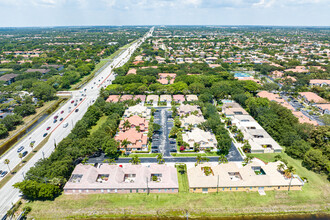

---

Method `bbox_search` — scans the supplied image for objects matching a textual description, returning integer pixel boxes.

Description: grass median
[0,136,50,189]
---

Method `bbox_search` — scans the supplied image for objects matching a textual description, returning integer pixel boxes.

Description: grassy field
[25,151,330,218]
[88,115,108,134]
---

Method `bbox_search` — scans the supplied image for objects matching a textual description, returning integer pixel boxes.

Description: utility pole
[288,175,293,191]
[217,175,219,194]
[42,151,45,159]
[146,177,149,195]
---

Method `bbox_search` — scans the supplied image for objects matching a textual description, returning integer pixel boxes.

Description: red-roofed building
[106,95,120,103]
[173,95,185,103]
[299,92,327,104]
[119,115,149,132]
[157,73,176,85]
[115,128,148,151]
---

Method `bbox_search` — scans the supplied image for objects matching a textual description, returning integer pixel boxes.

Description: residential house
[120,95,133,102]
[40,64,64,71]
[186,95,198,102]
[309,79,330,87]
[187,161,304,193]
[133,95,146,102]
[173,95,185,103]
[159,95,172,103]
[127,68,137,75]
[0,73,18,85]
[182,128,217,150]
[106,95,120,103]
[119,115,149,132]
[25,69,50,74]
[146,95,159,104]
[115,128,148,151]
[299,92,327,104]
[177,104,202,116]
[181,115,206,130]
[123,104,151,118]
[157,73,176,85]
[64,164,179,194]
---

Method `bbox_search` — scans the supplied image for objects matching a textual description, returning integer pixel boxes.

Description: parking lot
[151,107,175,157]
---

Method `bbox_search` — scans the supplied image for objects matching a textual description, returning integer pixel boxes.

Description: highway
[0,27,154,217]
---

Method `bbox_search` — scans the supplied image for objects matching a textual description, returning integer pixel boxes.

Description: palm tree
[18,153,23,162]
[135,126,141,132]
[30,141,35,151]
[193,142,200,152]
[103,159,116,165]
[218,155,228,164]
[277,163,285,173]
[236,132,244,142]
[286,165,296,191]
[157,154,165,164]
[121,139,131,153]
[129,155,141,165]
[243,155,254,166]
[123,120,131,131]
[4,159,10,172]
[195,155,209,166]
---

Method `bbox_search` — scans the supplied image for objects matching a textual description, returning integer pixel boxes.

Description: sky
[0,0,329,27]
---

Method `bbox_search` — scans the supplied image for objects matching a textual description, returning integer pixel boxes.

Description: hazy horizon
[0,0,329,27]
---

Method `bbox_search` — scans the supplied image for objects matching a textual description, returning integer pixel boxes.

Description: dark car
[0,171,8,177]
[46,126,51,130]
[75,109,79,112]
[43,133,48,137]
[22,151,28,157]
[151,146,158,149]
[79,98,82,101]
[17,146,24,153]
[61,110,64,114]
[151,149,159,153]
[59,118,63,121]
[170,140,176,144]
[74,103,77,106]
[71,100,74,104]
[170,149,177,153]
[53,120,57,123]
[54,115,58,120]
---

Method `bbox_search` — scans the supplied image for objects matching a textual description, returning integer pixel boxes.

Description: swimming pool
[234,72,251,78]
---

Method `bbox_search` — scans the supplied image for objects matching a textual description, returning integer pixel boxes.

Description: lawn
[25,151,330,218]
[88,115,108,134]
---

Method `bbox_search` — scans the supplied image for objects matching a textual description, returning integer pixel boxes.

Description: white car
[63,123,69,128]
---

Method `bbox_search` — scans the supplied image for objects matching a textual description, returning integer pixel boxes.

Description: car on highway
[0,171,8,177]
[53,119,57,123]
[61,110,64,114]
[46,126,51,130]
[22,151,28,157]
[79,98,82,101]
[30,140,35,145]
[54,115,58,120]
[63,123,69,128]
[74,103,77,106]
[17,146,24,153]
[43,133,48,137]
[71,100,74,104]
[75,109,79,112]
[59,118,63,121]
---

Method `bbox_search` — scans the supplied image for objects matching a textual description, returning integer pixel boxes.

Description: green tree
[31,82,56,101]
[157,154,165,164]
[218,155,228,164]
[102,138,119,157]
[121,139,131,152]
[0,124,8,138]
[19,153,23,162]
[14,104,36,117]
[129,155,141,165]
[123,119,131,131]
[4,159,10,172]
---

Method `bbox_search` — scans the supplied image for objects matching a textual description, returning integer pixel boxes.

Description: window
[278,186,280,189]
[107,189,110,193]
[230,188,232,191]
[222,188,224,191]
[202,188,208,193]
[236,187,238,191]
[101,189,104,193]
[79,190,82,193]
[130,189,132,193]
[115,189,117,193]
[165,189,167,192]
[158,189,161,192]
[172,189,174,192]
[136,189,139,193]
[250,187,252,189]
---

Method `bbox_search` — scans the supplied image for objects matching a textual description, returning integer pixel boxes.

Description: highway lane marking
[50,97,87,134]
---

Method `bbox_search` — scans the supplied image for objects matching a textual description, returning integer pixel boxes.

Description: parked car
[151,149,159,153]
[151,146,158,149]
[170,149,177,153]
[43,133,48,137]
[17,146,24,153]
[63,123,69,128]
[0,171,8,177]
[75,109,79,112]
[22,151,28,157]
